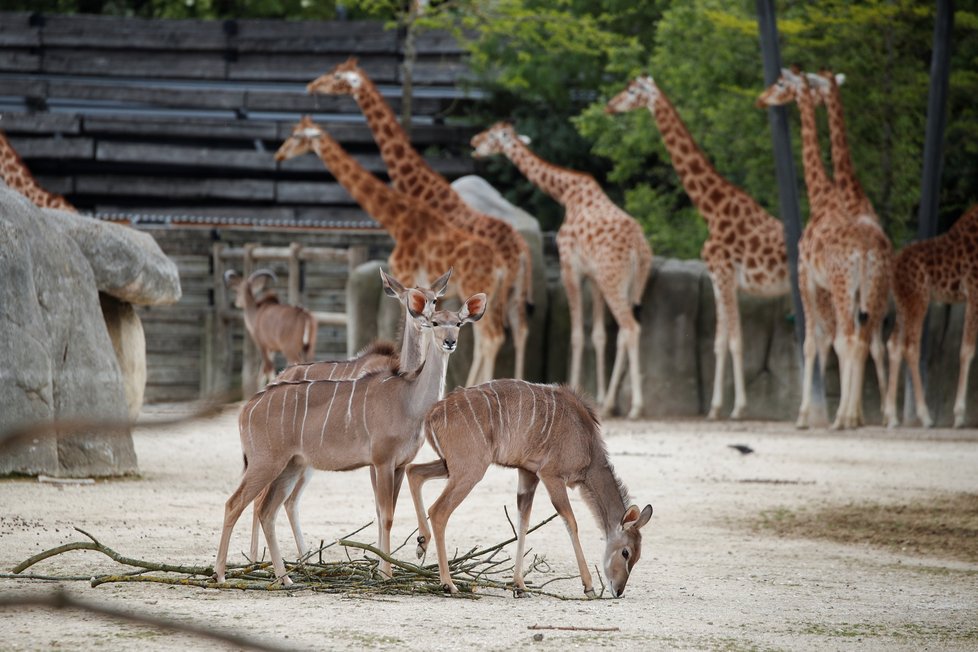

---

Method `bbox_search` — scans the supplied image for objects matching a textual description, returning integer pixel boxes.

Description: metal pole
[906,0,953,423]
[756,0,827,424]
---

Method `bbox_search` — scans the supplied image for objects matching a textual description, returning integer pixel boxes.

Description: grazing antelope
[407,380,654,598]
[224,269,318,386]
[213,291,487,586]
[248,268,451,563]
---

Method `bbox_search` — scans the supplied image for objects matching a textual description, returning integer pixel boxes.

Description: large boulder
[0,185,180,477]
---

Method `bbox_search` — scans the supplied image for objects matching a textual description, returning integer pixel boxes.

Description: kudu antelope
[408,380,654,598]
[213,290,487,586]
[224,269,318,386]
[248,268,451,563]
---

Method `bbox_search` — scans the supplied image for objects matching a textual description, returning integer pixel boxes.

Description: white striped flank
[299,383,311,448]
[464,392,488,444]
[320,382,339,446]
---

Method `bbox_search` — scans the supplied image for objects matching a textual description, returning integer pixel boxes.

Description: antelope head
[413,292,487,355]
[605,74,659,114]
[603,504,653,598]
[471,122,531,159]
[307,57,364,96]
[274,116,324,162]
[223,268,277,309]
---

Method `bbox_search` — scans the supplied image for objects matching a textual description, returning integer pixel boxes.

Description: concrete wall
[349,257,977,428]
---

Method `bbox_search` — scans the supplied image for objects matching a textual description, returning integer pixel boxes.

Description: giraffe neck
[650,93,742,231]
[503,138,578,205]
[824,83,870,216]
[0,131,75,211]
[354,77,440,198]
[311,133,416,241]
[796,93,838,220]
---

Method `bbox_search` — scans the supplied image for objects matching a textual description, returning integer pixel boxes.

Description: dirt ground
[1,403,977,651]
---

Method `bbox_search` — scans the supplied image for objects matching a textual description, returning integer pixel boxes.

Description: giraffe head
[805,69,846,106]
[755,66,809,108]
[470,122,530,158]
[605,74,659,114]
[274,116,325,162]
[307,57,364,97]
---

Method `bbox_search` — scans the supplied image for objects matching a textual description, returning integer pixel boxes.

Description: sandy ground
[1,403,977,651]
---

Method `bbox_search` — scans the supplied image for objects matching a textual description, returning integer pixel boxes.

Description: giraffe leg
[466,321,486,387]
[560,255,585,392]
[603,288,642,419]
[796,269,821,429]
[708,271,733,420]
[953,295,977,428]
[475,317,505,385]
[884,317,904,428]
[590,279,608,406]
[508,289,529,381]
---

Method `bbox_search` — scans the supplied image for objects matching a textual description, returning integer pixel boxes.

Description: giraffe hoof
[627,407,642,420]
[707,407,721,420]
[730,406,746,420]
[953,415,965,429]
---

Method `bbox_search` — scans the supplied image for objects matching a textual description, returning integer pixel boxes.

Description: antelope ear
[460,293,488,323]
[431,268,452,297]
[621,504,653,530]
[380,268,405,298]
[406,288,428,318]
[223,270,241,289]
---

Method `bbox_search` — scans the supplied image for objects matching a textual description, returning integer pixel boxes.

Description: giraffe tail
[856,249,873,326]
[520,241,534,317]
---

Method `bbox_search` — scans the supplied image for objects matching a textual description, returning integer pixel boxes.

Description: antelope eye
[456,322,462,327]
[622,549,630,560]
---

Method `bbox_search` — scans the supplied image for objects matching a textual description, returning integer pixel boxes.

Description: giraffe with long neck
[607,74,798,420]
[275,117,504,383]
[472,123,652,419]
[308,59,534,383]
[0,130,76,211]
[758,68,892,430]
[807,70,877,221]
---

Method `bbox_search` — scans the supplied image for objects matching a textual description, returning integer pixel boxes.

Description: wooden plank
[407,60,470,86]
[9,137,94,159]
[232,19,396,54]
[413,29,466,55]
[0,51,41,73]
[276,151,386,174]
[34,175,74,194]
[275,180,355,204]
[75,175,275,201]
[41,49,227,79]
[45,81,247,111]
[96,141,274,172]
[82,116,278,140]
[40,14,227,50]
[0,112,80,135]
[229,54,398,83]
[98,204,299,222]
[0,78,47,98]
[0,12,40,47]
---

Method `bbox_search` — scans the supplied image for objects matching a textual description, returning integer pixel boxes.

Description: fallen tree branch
[528,624,621,632]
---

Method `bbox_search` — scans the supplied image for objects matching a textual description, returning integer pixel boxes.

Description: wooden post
[347,245,368,273]
[288,241,302,306]
[208,242,232,397]
[241,243,259,398]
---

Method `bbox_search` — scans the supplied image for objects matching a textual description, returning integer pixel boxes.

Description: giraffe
[0,130,76,211]
[757,68,892,430]
[884,204,978,429]
[275,117,502,381]
[607,74,801,420]
[307,59,533,384]
[806,69,889,416]
[471,122,653,419]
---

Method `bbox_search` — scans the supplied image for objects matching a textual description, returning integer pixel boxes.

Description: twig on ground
[528,624,621,632]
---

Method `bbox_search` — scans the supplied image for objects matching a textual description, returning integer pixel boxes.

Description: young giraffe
[605,74,829,420]
[307,58,534,384]
[806,69,889,412]
[758,68,892,429]
[472,123,653,419]
[0,130,76,211]
[885,204,978,429]
[275,117,506,380]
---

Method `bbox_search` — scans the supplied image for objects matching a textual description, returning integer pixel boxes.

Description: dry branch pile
[6,514,599,600]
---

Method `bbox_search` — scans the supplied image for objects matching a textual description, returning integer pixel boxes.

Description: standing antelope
[248,268,451,563]
[224,269,318,386]
[213,291,487,586]
[407,380,654,598]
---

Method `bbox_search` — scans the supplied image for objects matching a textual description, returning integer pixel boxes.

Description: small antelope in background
[408,380,654,598]
[249,268,451,563]
[224,269,318,386]
[213,290,487,586]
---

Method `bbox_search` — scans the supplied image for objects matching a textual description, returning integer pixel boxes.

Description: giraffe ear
[518,134,532,145]
[835,73,846,86]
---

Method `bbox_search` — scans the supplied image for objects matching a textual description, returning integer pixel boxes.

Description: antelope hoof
[441,582,460,595]
[416,535,427,559]
[212,572,225,584]
[513,587,532,599]
[584,588,597,600]
[274,574,294,587]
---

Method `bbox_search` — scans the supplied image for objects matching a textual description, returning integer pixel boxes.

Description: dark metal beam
[756,0,827,423]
